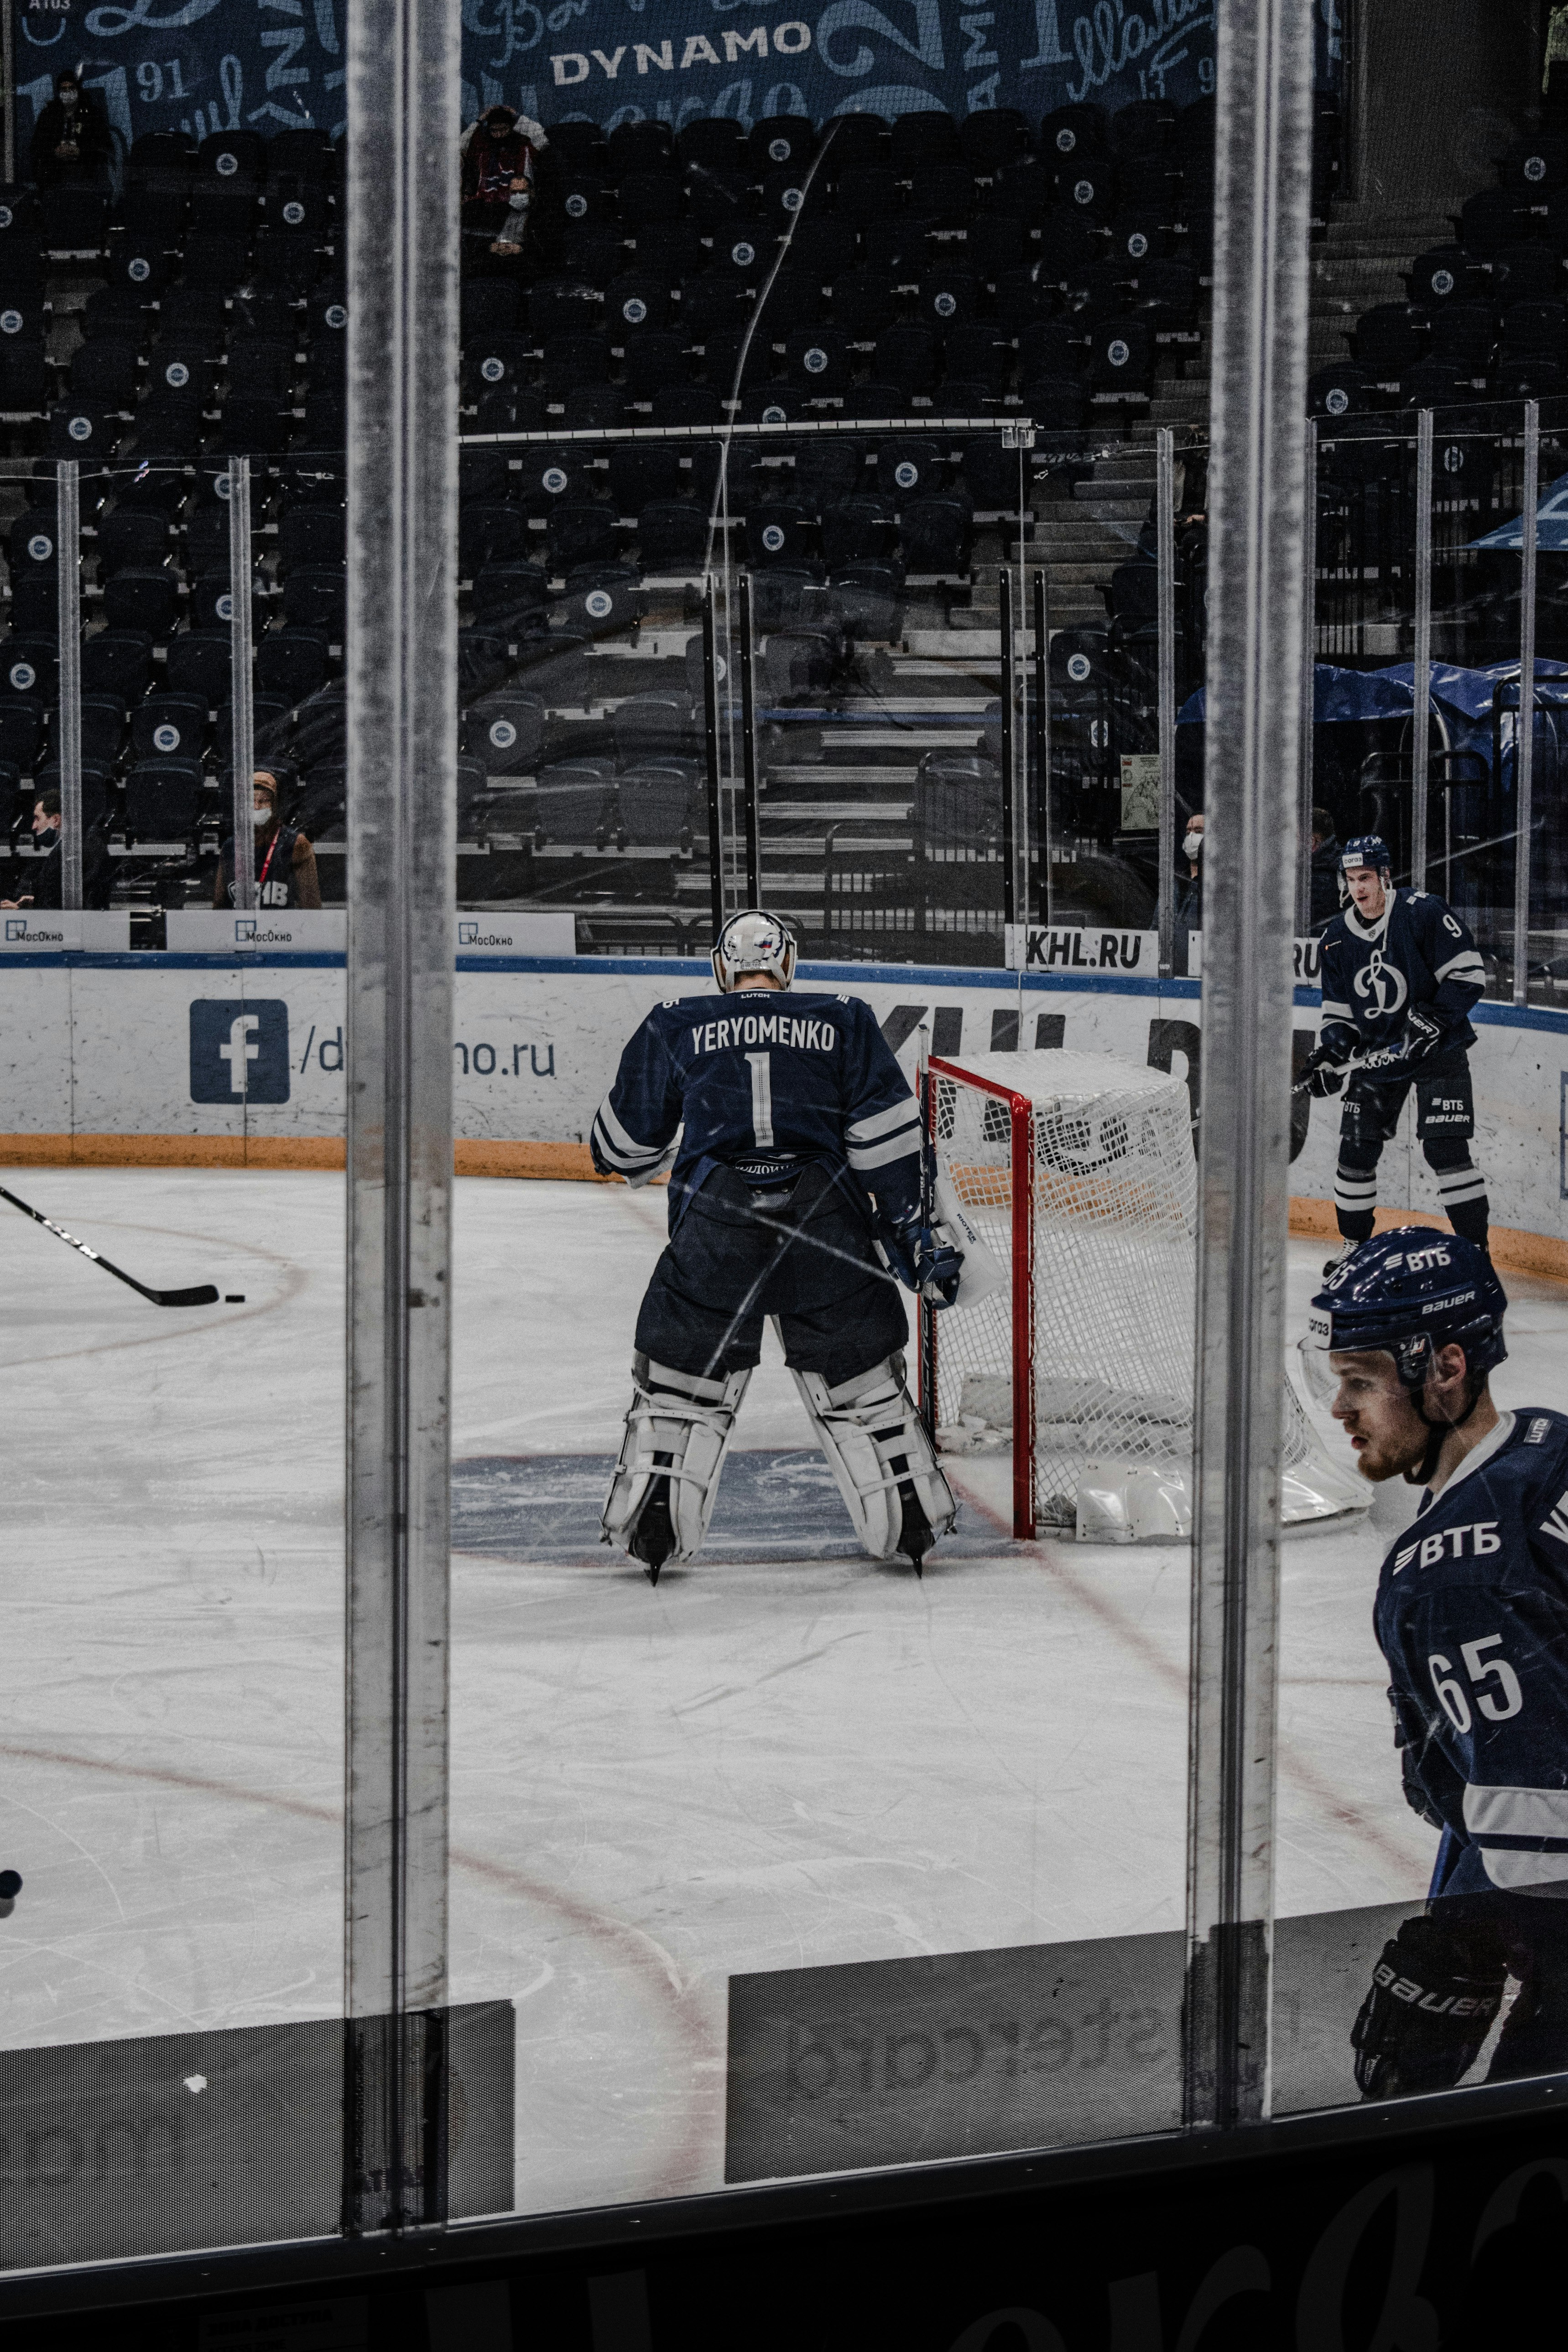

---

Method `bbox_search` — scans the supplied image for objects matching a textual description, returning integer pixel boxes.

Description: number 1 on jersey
[747,1052,774,1147]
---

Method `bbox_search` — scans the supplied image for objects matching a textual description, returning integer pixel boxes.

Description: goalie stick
[0,1184,220,1308]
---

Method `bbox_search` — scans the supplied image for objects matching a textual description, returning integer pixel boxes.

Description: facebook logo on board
[189,1000,291,1104]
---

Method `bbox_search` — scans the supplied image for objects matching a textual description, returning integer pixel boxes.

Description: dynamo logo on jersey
[1353,947,1408,1017]
[189,999,291,1104]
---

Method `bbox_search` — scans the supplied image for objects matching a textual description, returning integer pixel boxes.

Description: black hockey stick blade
[0,1184,220,1308]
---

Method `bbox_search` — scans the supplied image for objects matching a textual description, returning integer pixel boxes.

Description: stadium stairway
[1309,202,1457,375]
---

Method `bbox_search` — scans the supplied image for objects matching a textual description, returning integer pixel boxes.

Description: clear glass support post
[228,454,256,913]
[54,458,82,913]
[1157,426,1177,977]
[1033,566,1051,927]
[1297,418,1316,931]
[1410,407,1433,892]
[1185,0,1314,2132]
[1515,399,1540,1007]
[344,0,459,2233]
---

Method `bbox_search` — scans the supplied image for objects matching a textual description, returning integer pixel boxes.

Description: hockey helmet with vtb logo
[712,907,797,993]
[1342,834,1392,876]
[1302,1228,1507,1402]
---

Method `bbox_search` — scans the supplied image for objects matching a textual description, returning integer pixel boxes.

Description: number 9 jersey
[1378,1406,1568,1901]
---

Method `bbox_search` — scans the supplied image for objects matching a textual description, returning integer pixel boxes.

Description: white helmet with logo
[711,907,797,993]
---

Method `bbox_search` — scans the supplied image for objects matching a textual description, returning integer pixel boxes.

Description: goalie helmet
[712,907,797,994]
[1302,1227,1506,1403]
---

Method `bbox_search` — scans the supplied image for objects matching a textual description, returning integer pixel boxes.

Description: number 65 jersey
[1377,1408,1568,1901]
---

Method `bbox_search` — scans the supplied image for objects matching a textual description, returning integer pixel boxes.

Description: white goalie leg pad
[601,1354,752,1563]
[791,1354,957,1560]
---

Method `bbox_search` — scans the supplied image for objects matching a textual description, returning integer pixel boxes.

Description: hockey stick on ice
[0,1184,221,1308]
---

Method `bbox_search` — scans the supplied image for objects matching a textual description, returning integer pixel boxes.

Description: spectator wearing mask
[1309,805,1344,932]
[1,790,65,909]
[460,104,548,256]
[214,772,322,910]
[1174,808,1204,969]
[29,72,113,190]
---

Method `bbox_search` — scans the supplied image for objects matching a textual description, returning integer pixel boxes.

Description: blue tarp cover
[1179,659,1568,726]
[1178,664,1412,725]
[1470,473,1568,551]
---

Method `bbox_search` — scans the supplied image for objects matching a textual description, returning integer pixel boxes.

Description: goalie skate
[792,1354,956,1571]
[602,1355,751,1583]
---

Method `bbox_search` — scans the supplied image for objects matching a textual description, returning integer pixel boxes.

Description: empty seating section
[0,96,1223,948]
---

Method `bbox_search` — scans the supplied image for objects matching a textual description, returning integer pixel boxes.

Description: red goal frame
[920,1055,1038,1542]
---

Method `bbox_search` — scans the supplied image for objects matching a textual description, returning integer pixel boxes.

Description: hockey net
[921,1049,1365,1540]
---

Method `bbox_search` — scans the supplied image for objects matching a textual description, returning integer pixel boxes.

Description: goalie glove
[881,1210,964,1307]
[1350,1912,1508,2099]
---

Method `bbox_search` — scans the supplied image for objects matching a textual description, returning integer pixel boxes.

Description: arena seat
[1427,305,1494,373]
[0,701,42,771]
[556,563,642,636]
[122,756,204,843]
[464,691,545,776]
[96,511,173,577]
[164,631,231,704]
[546,502,619,574]
[793,439,864,510]
[102,566,180,638]
[41,187,107,256]
[679,119,745,172]
[899,494,972,575]
[821,494,898,568]
[622,330,690,401]
[130,692,208,760]
[471,560,550,635]
[636,502,709,573]
[252,627,329,709]
[535,756,615,848]
[613,694,699,759]
[958,110,1033,175]
[82,630,153,703]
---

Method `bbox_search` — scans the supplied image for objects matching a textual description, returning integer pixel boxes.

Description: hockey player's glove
[1350,1912,1508,2099]
[1298,1041,1353,1100]
[1401,1005,1445,1065]
[883,1212,964,1306]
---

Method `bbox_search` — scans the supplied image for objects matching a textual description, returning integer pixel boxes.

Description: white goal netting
[927,1050,1365,1537]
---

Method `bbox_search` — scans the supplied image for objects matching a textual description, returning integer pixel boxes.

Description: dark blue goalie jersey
[1375,1408,1568,1902]
[589,988,923,1231]
[1318,888,1485,1084]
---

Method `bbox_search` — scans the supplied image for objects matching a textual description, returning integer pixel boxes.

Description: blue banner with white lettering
[10,0,1222,157]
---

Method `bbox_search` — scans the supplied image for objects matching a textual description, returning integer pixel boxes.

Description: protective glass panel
[443,108,1212,2216]
[1280,369,1568,2109]
[0,402,356,2264]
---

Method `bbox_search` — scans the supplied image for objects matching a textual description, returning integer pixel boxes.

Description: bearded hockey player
[1306,836,1488,1270]
[1306,1231,1568,2095]
[590,909,962,1584]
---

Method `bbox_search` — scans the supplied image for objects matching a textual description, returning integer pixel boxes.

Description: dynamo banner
[11,0,1219,155]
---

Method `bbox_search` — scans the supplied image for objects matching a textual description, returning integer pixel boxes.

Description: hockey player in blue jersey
[1305,1231,1568,2095]
[590,908,963,1584]
[1305,836,1489,1272]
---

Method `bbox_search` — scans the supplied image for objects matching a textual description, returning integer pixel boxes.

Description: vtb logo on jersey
[1353,948,1408,1019]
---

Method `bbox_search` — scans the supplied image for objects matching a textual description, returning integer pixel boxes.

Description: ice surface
[1,1168,1565,2216]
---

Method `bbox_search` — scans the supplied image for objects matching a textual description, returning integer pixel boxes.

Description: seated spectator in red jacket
[461,104,547,256]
